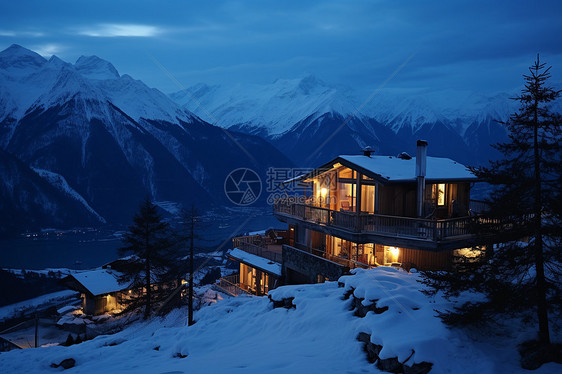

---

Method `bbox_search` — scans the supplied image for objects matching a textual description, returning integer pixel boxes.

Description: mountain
[0,148,102,236]
[170,75,358,138]
[171,75,548,166]
[0,45,293,233]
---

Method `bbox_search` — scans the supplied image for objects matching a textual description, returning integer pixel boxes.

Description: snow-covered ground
[0,290,78,322]
[0,268,559,373]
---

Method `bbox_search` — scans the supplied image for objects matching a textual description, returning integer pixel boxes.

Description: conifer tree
[119,198,178,318]
[422,56,561,347]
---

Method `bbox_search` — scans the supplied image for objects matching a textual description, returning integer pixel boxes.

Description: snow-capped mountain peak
[0,45,195,124]
[47,55,71,69]
[75,55,120,80]
[172,74,357,136]
[0,44,46,72]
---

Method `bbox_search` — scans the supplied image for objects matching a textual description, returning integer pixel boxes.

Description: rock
[357,332,432,373]
[403,362,433,374]
[365,343,383,363]
[377,357,402,373]
[352,297,388,317]
[342,288,354,300]
[356,333,382,364]
[51,358,76,369]
[270,297,295,309]
[357,332,371,343]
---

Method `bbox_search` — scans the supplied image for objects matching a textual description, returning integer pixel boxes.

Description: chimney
[416,140,428,217]
[362,146,374,157]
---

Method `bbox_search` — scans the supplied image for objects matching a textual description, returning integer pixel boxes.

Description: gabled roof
[291,154,477,184]
[339,155,476,183]
[64,269,129,296]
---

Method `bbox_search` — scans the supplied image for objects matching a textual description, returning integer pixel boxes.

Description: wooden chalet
[62,269,130,315]
[222,141,493,293]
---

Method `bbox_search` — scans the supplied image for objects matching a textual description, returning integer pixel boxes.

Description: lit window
[437,184,446,206]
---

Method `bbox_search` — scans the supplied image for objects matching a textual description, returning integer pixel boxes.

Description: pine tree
[119,198,178,319]
[422,56,561,347]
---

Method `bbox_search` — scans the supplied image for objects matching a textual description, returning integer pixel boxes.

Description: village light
[320,187,328,197]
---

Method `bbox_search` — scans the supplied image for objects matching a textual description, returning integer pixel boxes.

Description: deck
[273,198,493,251]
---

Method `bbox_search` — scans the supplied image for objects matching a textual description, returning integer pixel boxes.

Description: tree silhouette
[119,198,178,318]
[422,56,561,351]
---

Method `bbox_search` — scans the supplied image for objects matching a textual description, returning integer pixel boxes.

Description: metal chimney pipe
[416,140,428,217]
[362,146,374,157]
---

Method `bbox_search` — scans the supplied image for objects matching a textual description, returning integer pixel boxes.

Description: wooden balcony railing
[232,238,283,263]
[274,198,488,242]
[217,274,252,297]
[290,242,374,270]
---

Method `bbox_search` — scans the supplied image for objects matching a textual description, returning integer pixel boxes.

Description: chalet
[62,269,130,315]
[62,257,185,315]
[220,229,287,296]
[222,141,492,295]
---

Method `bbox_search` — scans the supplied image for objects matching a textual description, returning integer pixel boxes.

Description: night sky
[1,0,561,94]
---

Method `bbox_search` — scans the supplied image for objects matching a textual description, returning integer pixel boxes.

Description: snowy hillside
[0,268,558,373]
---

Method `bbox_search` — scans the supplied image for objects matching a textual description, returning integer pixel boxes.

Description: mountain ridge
[0,45,293,234]
[170,75,533,165]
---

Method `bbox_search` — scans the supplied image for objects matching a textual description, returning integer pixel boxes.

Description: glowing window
[437,184,446,206]
[338,167,353,179]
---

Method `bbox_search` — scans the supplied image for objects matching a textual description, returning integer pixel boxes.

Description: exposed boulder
[269,296,295,309]
[357,333,432,374]
[349,295,388,317]
[50,358,75,369]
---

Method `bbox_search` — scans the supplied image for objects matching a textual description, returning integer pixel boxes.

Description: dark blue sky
[1,0,561,94]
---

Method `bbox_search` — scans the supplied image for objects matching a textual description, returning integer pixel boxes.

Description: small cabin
[62,269,130,315]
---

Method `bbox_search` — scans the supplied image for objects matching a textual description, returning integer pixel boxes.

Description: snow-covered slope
[171,75,358,137]
[0,45,294,230]
[31,168,106,223]
[0,268,558,373]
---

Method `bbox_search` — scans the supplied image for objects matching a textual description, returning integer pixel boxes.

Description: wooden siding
[374,244,452,271]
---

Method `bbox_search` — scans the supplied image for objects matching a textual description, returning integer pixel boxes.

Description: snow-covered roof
[327,155,476,183]
[69,269,129,296]
[247,229,267,236]
[228,248,282,276]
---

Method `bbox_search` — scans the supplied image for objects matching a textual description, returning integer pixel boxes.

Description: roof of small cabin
[64,269,129,296]
[228,248,282,276]
[292,154,477,184]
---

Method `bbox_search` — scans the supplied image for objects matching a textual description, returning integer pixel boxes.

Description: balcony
[288,242,374,270]
[232,237,283,263]
[216,274,252,297]
[273,198,492,251]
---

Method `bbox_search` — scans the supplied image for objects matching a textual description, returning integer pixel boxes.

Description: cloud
[0,30,44,37]
[79,24,161,37]
[32,43,65,57]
